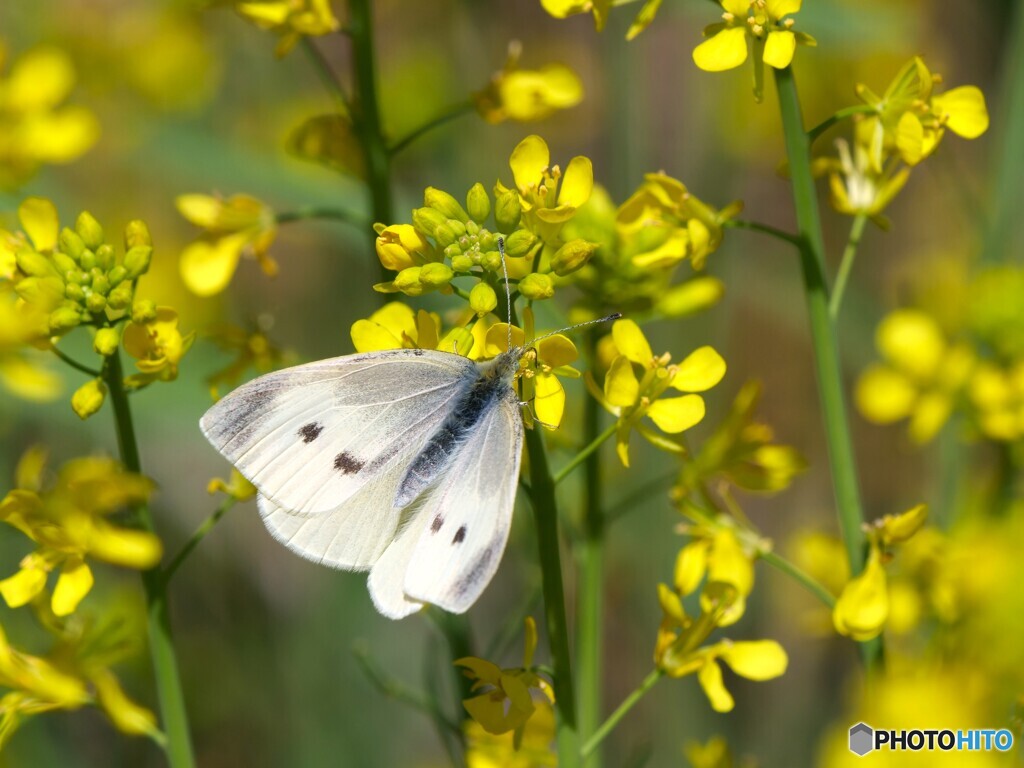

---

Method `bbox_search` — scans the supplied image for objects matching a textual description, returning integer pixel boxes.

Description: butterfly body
[200,346,525,618]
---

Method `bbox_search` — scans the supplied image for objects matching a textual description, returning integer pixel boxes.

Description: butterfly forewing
[201,349,478,516]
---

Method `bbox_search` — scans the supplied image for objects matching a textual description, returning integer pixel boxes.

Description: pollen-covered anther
[538,184,549,199]
[640,395,651,407]
[656,352,672,367]
[722,11,734,21]
[783,18,795,28]
[746,16,755,24]
[751,23,764,35]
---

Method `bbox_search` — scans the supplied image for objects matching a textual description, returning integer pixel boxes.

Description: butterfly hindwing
[201,349,477,516]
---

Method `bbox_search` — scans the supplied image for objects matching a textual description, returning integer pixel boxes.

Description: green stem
[389,102,475,157]
[524,426,578,767]
[275,207,366,228]
[773,67,879,670]
[104,350,195,768]
[725,218,802,247]
[553,423,617,485]
[161,499,237,585]
[51,346,101,377]
[348,0,393,285]
[578,330,603,768]
[829,213,868,320]
[759,550,836,609]
[806,104,877,144]
[580,669,663,760]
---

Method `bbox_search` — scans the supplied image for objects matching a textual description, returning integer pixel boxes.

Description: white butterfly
[200,344,525,619]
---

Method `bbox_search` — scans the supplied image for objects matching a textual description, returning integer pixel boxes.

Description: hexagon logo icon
[849,722,874,756]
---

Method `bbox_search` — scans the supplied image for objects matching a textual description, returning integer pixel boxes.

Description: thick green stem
[348,0,393,285]
[773,67,880,670]
[104,350,195,768]
[524,427,578,767]
[580,669,663,760]
[829,213,868,321]
[578,330,603,767]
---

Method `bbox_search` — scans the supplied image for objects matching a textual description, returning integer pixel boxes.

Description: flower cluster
[0,44,99,189]
[588,319,726,466]
[230,0,340,57]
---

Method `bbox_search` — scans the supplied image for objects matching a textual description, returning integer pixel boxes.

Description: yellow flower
[654,580,787,712]
[0,450,161,617]
[616,173,741,271]
[507,135,593,239]
[206,321,291,399]
[589,319,725,466]
[825,138,910,226]
[674,526,756,626]
[464,698,556,767]
[122,307,195,388]
[351,301,494,361]
[540,0,612,31]
[692,0,816,102]
[0,45,99,189]
[833,546,888,641]
[374,224,436,272]
[485,309,579,429]
[232,0,340,57]
[474,42,583,124]
[0,292,61,402]
[968,360,1024,442]
[455,617,554,737]
[680,380,806,495]
[855,309,974,443]
[207,468,257,501]
[685,736,735,768]
[855,57,989,171]
[177,193,277,296]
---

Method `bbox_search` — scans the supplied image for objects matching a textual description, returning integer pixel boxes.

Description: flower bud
[107,265,127,286]
[877,504,927,546]
[131,299,157,324]
[425,187,469,222]
[495,189,522,232]
[108,282,134,310]
[65,283,85,302]
[394,267,425,295]
[75,212,104,250]
[375,224,429,271]
[412,207,448,238]
[79,250,96,271]
[123,246,153,278]
[92,274,111,296]
[433,224,457,248]
[447,219,467,239]
[551,239,598,276]
[519,273,555,300]
[469,282,497,316]
[15,249,57,278]
[16,276,64,306]
[52,251,78,274]
[49,306,83,333]
[59,227,86,260]
[72,379,107,420]
[466,183,491,224]
[502,229,536,257]
[419,262,454,288]
[451,254,474,273]
[86,293,107,313]
[95,244,115,271]
[479,231,496,251]
[480,251,502,272]
[656,277,725,318]
[93,327,121,356]
[124,220,152,249]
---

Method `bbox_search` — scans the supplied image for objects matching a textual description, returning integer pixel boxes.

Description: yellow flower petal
[932,85,989,139]
[179,233,247,297]
[722,0,750,17]
[485,323,527,356]
[765,0,801,18]
[510,135,550,195]
[877,503,927,545]
[87,525,163,569]
[657,582,685,623]
[6,47,75,111]
[672,346,726,392]
[674,541,708,596]
[18,198,59,252]
[0,358,62,402]
[0,567,48,608]
[604,356,639,408]
[855,364,917,423]
[557,156,593,209]
[763,30,796,70]
[895,111,926,165]
[537,334,577,369]
[833,549,888,641]
[611,319,652,365]
[693,27,748,73]
[20,107,99,163]
[876,310,946,379]
[707,529,753,596]
[51,557,93,617]
[175,194,223,228]
[91,669,160,738]
[646,395,705,433]
[350,319,403,353]
[534,372,566,428]
[719,640,788,680]
[908,391,952,443]
[697,659,734,712]
[464,693,518,735]
[455,657,503,686]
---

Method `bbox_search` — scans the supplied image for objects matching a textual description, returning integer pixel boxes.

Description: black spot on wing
[333,451,365,474]
[413,348,425,356]
[452,525,467,544]
[431,515,444,533]
[298,422,323,443]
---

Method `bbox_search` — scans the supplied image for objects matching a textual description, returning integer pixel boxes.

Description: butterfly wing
[368,385,523,618]
[201,349,476,517]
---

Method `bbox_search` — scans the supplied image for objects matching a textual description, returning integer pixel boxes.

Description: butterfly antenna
[531,312,623,346]
[497,236,513,352]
